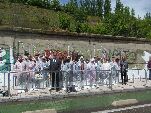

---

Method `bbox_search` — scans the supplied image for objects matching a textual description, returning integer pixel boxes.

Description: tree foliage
[59,14,71,30]
[4,0,151,39]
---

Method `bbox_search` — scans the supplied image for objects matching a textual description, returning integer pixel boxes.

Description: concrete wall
[0,30,151,65]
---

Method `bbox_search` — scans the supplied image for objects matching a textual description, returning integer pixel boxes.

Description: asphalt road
[111,106,151,113]
[92,104,151,113]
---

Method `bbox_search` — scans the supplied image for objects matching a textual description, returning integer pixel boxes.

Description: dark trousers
[52,72,60,89]
[121,71,127,84]
[149,69,151,80]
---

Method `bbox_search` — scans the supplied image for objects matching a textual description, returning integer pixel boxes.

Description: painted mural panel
[0,48,10,72]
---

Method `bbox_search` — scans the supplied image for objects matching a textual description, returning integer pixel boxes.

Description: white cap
[91,58,95,62]
[23,56,28,59]
[42,56,46,59]
[80,56,84,59]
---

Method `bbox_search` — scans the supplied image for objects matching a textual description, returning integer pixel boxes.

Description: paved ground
[113,106,151,113]
[0,78,151,103]
[93,104,151,113]
[0,78,151,113]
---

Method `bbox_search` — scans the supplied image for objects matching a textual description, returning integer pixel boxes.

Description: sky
[60,0,151,18]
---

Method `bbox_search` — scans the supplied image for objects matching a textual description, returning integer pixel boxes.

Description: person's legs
[56,72,60,91]
[125,71,128,82]
[124,71,127,84]
[69,72,73,86]
[51,72,55,89]
[149,70,151,80]
[121,72,124,84]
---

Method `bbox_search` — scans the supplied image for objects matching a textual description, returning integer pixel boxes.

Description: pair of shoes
[56,88,60,92]
[51,88,55,90]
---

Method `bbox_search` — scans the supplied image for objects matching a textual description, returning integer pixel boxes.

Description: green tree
[27,0,50,8]
[115,0,123,14]
[59,14,71,30]
[74,8,87,22]
[96,0,103,18]
[104,0,111,18]
[50,0,61,11]
[138,14,151,38]
[8,0,28,3]
[145,12,151,19]
[64,0,78,14]
[90,0,97,16]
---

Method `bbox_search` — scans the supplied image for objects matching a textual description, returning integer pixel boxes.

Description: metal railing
[11,70,116,90]
[0,68,150,97]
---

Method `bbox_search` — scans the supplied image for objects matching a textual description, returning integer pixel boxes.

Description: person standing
[147,56,151,80]
[120,56,128,85]
[87,58,96,87]
[14,56,26,86]
[49,53,61,91]
[40,56,49,79]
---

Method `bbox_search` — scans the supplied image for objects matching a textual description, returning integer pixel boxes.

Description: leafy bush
[59,13,71,30]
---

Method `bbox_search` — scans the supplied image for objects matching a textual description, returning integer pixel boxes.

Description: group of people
[13,51,129,92]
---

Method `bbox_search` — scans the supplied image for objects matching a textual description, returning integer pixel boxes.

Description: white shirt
[14,61,26,72]
[102,62,111,70]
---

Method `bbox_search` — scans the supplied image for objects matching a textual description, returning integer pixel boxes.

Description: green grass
[1,90,151,113]
[0,2,75,31]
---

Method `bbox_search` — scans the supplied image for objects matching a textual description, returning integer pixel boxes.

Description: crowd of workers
[13,50,129,92]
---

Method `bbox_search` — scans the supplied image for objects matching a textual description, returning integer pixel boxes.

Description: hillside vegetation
[0,2,75,31]
[0,0,151,39]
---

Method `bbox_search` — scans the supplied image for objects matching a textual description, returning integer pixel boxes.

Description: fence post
[8,72,10,97]
[109,70,112,90]
[145,69,147,83]
[55,72,57,90]
[138,69,141,81]
[65,71,68,92]
[4,72,5,91]
[96,70,98,86]
[118,70,120,83]
[111,70,112,90]
[133,73,134,83]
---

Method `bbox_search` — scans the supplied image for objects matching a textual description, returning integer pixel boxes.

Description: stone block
[112,99,138,107]
[22,109,57,113]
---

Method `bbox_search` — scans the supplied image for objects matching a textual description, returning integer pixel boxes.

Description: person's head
[122,56,126,61]
[91,58,95,63]
[53,52,57,59]
[103,57,109,63]
[39,54,43,60]
[42,56,46,62]
[66,56,71,63]
[80,56,84,61]
[35,55,39,60]
[111,56,115,62]
[86,59,89,64]
[106,57,110,63]
[34,53,39,60]
[23,56,28,61]
[28,55,33,61]
[74,60,77,63]
[97,57,101,61]
[67,56,71,60]
[18,56,23,63]
[115,58,120,63]
[94,56,98,62]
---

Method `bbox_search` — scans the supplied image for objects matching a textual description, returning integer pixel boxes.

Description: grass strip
[1,90,151,113]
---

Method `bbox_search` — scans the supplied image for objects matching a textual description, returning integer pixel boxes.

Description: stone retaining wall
[0,28,151,64]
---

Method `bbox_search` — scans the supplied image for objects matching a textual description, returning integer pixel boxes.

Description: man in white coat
[87,58,96,87]
[14,56,26,86]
